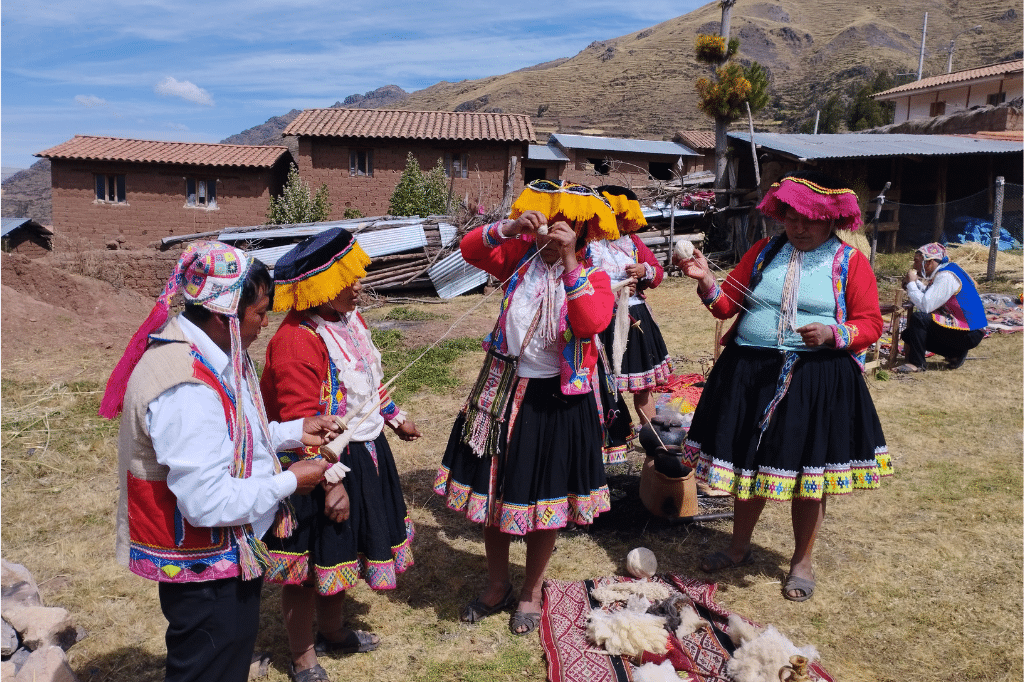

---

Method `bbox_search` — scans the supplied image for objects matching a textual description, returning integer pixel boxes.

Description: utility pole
[916,13,928,80]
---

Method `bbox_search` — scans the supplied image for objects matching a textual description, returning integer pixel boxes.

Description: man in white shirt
[101,242,338,682]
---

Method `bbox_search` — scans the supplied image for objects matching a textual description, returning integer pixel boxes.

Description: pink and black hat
[757,171,863,230]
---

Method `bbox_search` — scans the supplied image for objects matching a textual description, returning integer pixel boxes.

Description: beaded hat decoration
[272,227,372,312]
[916,242,949,264]
[510,179,619,243]
[597,185,647,234]
[100,240,255,418]
[757,172,863,230]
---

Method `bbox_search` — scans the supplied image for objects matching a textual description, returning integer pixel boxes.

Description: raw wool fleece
[675,604,710,638]
[725,614,820,682]
[589,580,672,607]
[586,603,669,658]
[631,660,679,682]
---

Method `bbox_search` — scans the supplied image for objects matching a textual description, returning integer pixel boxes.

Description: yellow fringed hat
[272,227,371,312]
[597,185,647,234]
[510,179,619,243]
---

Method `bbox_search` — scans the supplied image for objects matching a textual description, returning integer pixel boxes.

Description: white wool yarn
[626,547,658,578]
[537,223,549,235]
[674,239,695,260]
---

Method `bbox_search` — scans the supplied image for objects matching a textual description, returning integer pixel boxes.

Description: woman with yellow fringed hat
[592,185,673,425]
[434,179,617,637]
[260,228,421,682]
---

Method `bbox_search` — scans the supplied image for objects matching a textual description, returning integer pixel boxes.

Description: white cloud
[74,94,106,107]
[165,122,190,131]
[154,76,215,106]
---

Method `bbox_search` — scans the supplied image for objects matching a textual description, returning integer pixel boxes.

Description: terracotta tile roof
[873,60,1024,99]
[957,130,1024,142]
[674,130,715,150]
[35,135,290,167]
[283,108,535,143]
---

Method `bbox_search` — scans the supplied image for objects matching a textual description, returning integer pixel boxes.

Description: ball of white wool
[626,547,658,578]
[674,239,695,260]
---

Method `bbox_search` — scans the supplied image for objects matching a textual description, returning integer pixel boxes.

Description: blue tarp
[948,217,1021,251]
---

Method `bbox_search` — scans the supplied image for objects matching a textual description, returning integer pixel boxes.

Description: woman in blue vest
[897,242,988,372]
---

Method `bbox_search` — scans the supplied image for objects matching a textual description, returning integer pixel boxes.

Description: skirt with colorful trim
[683,343,892,502]
[600,301,673,393]
[265,432,414,595]
[434,375,611,535]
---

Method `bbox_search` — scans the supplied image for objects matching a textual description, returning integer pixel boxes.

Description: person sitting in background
[897,242,987,372]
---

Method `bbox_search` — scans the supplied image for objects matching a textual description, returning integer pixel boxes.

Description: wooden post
[987,176,1005,281]
[931,158,948,242]
[885,288,906,370]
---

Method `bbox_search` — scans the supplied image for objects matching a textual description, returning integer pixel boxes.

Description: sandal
[288,662,331,682]
[314,629,380,655]
[894,364,922,374]
[460,584,516,623]
[782,573,816,602]
[699,549,754,573]
[509,610,542,636]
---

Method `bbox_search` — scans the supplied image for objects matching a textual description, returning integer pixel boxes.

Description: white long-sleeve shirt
[905,270,960,314]
[147,314,304,539]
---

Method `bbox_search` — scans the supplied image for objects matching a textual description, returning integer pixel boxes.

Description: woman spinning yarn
[434,179,616,635]
[675,171,892,602]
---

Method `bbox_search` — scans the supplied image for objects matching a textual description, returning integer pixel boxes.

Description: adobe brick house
[873,60,1023,125]
[282,109,535,217]
[672,130,715,173]
[1,218,52,258]
[36,136,293,249]
[523,133,699,187]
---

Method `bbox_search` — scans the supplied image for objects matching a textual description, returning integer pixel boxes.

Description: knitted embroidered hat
[99,240,254,418]
[597,185,647,234]
[272,227,372,312]
[510,179,619,243]
[757,171,863,230]
[916,242,949,264]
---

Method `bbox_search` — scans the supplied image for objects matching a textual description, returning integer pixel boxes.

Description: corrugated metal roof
[528,144,570,162]
[550,133,699,157]
[283,108,535,143]
[1,217,51,237]
[728,132,1024,160]
[428,250,488,299]
[873,60,1023,100]
[675,130,716,151]
[35,135,290,167]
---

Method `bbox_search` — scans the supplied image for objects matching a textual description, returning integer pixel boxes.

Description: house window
[350,149,373,177]
[587,158,611,175]
[929,101,947,117]
[445,153,469,179]
[649,161,675,181]
[185,177,217,208]
[987,92,1006,106]
[95,174,126,203]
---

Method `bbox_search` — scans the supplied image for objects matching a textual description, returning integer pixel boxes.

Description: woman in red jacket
[434,180,616,636]
[676,171,891,602]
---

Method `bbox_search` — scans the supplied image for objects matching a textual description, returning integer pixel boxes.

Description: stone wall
[49,241,185,298]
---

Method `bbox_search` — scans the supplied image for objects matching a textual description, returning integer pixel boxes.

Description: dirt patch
[1,253,155,383]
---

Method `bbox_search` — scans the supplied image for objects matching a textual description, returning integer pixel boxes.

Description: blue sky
[1,0,708,171]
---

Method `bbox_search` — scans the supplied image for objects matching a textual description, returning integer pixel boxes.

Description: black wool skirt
[434,375,611,534]
[683,343,892,502]
[265,432,414,594]
[600,302,673,393]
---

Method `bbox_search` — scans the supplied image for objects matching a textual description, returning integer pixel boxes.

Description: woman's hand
[624,263,646,280]
[795,322,835,348]
[323,481,351,523]
[536,221,579,270]
[394,419,422,442]
[504,210,547,237]
[675,247,717,292]
[299,415,342,446]
[901,268,918,288]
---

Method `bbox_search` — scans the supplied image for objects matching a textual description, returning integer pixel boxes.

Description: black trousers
[901,310,984,369]
[158,577,262,682]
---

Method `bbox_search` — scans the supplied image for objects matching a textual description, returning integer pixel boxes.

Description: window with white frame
[95,174,126,203]
[185,177,217,208]
[445,152,468,178]
[350,149,373,177]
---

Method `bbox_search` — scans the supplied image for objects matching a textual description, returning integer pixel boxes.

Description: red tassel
[99,300,169,419]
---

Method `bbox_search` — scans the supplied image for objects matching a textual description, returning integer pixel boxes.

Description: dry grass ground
[2,248,1021,682]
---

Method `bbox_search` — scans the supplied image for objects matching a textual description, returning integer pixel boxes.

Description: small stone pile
[2,560,85,682]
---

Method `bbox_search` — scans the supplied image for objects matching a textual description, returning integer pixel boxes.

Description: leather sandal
[699,549,754,573]
[288,662,331,682]
[509,610,542,636]
[782,573,816,602]
[314,629,380,655]
[460,584,516,624]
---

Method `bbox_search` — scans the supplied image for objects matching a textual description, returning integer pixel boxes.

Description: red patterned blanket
[540,574,834,682]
